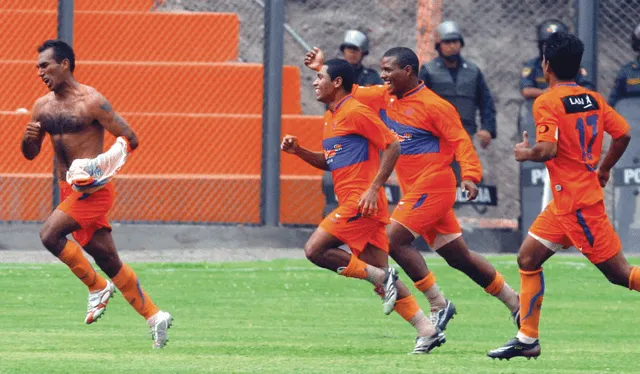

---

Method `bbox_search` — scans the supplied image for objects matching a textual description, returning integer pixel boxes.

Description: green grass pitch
[1,255,638,373]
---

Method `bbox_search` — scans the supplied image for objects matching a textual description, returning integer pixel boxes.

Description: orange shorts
[319,205,389,256]
[391,190,461,250]
[57,181,115,246]
[529,200,621,264]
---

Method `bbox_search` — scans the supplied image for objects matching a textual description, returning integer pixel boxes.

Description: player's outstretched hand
[461,179,479,201]
[597,167,610,188]
[24,121,42,141]
[514,131,531,162]
[358,187,378,218]
[304,47,325,71]
[281,135,299,154]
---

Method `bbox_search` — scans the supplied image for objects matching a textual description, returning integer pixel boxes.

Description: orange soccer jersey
[533,83,630,214]
[318,95,397,254]
[351,83,482,242]
[352,83,482,194]
[529,82,630,264]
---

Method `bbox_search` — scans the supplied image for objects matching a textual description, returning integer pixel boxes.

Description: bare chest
[38,103,95,135]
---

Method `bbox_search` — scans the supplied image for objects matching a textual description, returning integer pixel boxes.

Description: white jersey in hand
[66,137,130,193]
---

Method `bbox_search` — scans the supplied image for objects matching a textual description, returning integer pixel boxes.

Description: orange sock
[338,255,368,280]
[414,272,436,292]
[112,264,159,319]
[484,271,505,295]
[395,295,435,336]
[58,241,107,292]
[394,295,420,321]
[519,268,545,339]
[629,266,640,291]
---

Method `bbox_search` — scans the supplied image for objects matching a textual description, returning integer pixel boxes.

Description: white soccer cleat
[148,311,173,349]
[85,281,116,324]
[382,267,399,315]
[411,329,446,354]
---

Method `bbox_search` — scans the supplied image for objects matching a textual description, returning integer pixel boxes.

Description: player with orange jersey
[488,32,635,360]
[305,47,520,333]
[282,58,446,354]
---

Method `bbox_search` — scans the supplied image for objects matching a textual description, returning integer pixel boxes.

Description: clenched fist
[24,122,42,142]
[281,135,299,154]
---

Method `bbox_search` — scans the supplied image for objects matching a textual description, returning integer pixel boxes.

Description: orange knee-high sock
[112,264,159,320]
[484,271,505,295]
[338,255,368,279]
[485,271,520,313]
[58,241,107,292]
[414,272,436,292]
[629,266,640,291]
[394,295,435,336]
[519,268,545,339]
[414,272,446,312]
[394,295,421,321]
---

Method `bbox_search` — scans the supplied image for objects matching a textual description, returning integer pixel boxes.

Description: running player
[21,40,172,348]
[488,31,635,360]
[304,47,520,332]
[282,58,445,354]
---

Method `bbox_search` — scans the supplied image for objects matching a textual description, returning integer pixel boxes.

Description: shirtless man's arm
[21,98,47,160]
[91,93,139,151]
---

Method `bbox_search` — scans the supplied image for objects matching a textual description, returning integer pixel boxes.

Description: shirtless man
[21,39,172,349]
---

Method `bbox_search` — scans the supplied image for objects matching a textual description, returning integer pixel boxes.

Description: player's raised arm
[21,98,46,160]
[304,47,325,72]
[92,94,139,151]
[281,135,329,171]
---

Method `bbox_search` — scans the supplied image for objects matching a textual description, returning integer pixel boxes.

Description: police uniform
[609,58,640,106]
[420,56,497,139]
[520,57,594,91]
[354,64,383,87]
[340,29,382,87]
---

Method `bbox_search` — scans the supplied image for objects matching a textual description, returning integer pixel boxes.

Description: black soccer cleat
[512,308,521,329]
[488,337,541,360]
[430,299,457,331]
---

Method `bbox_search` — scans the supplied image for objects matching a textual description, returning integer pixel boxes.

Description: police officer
[419,20,496,149]
[609,23,640,106]
[521,19,593,99]
[339,30,383,86]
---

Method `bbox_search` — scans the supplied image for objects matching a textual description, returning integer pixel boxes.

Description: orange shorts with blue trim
[57,181,115,246]
[391,190,461,247]
[529,200,621,264]
[319,205,389,257]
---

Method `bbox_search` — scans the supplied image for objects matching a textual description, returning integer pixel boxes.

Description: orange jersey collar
[552,81,578,88]
[331,94,353,113]
[399,82,425,99]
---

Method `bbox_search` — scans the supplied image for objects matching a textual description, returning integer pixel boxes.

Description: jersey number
[575,114,598,171]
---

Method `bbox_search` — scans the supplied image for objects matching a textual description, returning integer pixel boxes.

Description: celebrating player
[304,46,520,332]
[282,58,445,354]
[21,39,172,348]
[488,31,635,360]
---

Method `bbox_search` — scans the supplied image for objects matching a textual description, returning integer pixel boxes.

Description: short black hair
[543,31,583,80]
[325,59,355,92]
[37,39,75,73]
[382,47,420,76]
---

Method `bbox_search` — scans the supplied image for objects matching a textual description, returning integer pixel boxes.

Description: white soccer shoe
[85,281,116,324]
[411,329,446,354]
[382,267,399,315]
[147,311,173,349]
